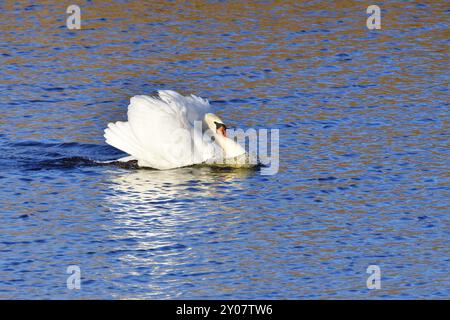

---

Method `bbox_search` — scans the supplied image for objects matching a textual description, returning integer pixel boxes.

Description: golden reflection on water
[1,0,447,144]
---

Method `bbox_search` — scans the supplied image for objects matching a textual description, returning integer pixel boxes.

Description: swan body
[104,90,250,170]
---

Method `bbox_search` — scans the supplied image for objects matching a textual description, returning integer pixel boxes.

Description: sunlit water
[0,1,448,299]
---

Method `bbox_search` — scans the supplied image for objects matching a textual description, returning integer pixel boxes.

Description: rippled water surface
[0,1,449,299]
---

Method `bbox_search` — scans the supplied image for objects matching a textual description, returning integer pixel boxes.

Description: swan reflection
[101,166,254,298]
[104,166,252,208]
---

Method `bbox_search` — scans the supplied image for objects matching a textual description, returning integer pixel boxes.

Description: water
[0,1,448,299]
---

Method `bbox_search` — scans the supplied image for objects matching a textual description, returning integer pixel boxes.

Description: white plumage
[104,90,246,170]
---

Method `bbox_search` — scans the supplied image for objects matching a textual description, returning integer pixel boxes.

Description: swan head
[204,113,227,137]
[204,113,246,159]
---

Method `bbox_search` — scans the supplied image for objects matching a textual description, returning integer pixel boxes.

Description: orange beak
[217,126,227,137]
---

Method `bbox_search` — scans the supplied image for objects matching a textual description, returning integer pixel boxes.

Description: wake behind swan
[104,90,256,170]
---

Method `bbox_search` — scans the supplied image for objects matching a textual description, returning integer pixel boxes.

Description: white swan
[104,90,250,170]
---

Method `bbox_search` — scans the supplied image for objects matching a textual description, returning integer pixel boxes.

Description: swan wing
[157,90,211,127]
[104,90,214,169]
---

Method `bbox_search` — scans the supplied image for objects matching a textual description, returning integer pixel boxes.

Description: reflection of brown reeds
[1,1,447,143]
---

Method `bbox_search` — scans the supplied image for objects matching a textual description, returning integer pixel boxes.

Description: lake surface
[0,1,448,299]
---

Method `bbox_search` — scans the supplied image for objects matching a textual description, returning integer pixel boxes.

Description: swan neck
[215,134,245,158]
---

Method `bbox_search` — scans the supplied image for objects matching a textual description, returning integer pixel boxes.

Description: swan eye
[214,121,227,130]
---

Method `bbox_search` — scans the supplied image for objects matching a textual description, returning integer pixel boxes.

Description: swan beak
[217,126,227,137]
[214,122,227,137]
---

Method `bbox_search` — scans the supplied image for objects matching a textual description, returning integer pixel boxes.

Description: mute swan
[104,90,252,170]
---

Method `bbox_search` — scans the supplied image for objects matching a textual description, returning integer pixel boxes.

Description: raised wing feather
[104,90,214,169]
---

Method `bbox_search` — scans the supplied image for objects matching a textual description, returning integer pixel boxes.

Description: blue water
[0,1,448,299]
